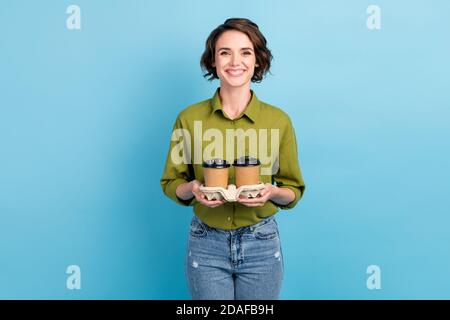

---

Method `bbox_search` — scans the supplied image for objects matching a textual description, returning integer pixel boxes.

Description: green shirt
[160,87,305,230]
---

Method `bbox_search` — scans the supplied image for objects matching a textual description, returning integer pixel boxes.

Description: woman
[160,18,305,300]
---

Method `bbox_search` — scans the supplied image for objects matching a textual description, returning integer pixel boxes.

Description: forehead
[215,30,254,49]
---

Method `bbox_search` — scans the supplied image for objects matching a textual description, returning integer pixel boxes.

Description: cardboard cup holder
[199,183,265,202]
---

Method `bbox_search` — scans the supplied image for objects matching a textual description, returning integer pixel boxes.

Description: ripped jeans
[186,214,284,300]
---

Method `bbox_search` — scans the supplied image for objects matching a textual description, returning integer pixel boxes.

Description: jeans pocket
[189,217,207,238]
[253,219,278,240]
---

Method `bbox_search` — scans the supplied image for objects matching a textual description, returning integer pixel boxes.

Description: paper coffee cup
[233,156,261,188]
[202,158,230,189]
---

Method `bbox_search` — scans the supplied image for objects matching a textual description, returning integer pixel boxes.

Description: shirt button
[227,216,231,221]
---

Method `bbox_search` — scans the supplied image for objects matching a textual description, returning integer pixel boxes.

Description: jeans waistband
[193,214,276,233]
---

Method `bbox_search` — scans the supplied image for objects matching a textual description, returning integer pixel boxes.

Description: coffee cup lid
[233,156,261,167]
[202,158,230,168]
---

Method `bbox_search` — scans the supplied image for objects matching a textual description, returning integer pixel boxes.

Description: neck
[218,83,252,120]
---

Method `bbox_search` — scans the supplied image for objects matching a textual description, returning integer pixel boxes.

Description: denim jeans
[186,214,284,300]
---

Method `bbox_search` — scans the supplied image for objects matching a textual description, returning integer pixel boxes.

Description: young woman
[160,18,305,300]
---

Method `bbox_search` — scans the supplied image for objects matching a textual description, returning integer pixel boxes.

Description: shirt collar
[210,87,260,123]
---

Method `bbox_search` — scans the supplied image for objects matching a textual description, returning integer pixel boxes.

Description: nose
[230,53,241,66]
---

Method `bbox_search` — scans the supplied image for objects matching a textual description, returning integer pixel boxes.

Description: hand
[191,180,227,208]
[237,183,277,207]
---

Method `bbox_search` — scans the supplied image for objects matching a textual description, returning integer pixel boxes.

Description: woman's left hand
[236,183,277,207]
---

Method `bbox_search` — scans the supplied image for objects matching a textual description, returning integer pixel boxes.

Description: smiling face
[212,30,259,89]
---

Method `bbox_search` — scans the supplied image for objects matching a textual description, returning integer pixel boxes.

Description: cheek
[215,55,228,67]
[243,56,256,67]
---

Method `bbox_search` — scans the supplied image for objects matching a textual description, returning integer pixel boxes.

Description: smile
[226,69,246,77]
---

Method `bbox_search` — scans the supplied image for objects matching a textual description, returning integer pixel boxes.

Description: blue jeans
[186,214,284,300]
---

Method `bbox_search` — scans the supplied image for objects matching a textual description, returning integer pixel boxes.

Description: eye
[220,51,229,55]
[243,51,252,55]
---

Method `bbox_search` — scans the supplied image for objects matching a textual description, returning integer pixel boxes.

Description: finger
[195,194,204,202]
[260,190,271,199]
[209,201,225,208]
[240,202,263,207]
[238,197,264,204]
[238,197,265,204]
[238,199,268,207]
[201,198,224,206]
[198,197,212,206]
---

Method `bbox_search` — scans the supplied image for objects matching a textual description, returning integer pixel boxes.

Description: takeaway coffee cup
[233,156,261,188]
[202,158,230,189]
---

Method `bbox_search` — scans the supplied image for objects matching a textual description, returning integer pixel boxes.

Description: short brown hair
[200,18,273,83]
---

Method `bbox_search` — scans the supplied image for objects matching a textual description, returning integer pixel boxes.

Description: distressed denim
[186,214,284,300]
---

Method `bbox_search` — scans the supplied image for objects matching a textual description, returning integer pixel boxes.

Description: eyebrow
[217,47,254,52]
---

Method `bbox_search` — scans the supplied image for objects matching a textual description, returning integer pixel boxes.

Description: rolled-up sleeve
[160,115,195,206]
[272,116,306,210]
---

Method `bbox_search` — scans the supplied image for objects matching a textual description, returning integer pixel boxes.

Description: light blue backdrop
[1,0,449,299]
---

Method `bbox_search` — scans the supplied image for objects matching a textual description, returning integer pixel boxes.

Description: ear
[212,60,216,67]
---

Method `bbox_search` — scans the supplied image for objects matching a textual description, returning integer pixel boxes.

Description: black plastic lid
[233,156,261,167]
[202,158,230,168]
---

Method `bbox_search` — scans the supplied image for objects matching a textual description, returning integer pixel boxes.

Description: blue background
[1,0,449,299]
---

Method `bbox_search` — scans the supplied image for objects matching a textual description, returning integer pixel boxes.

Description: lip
[225,69,246,77]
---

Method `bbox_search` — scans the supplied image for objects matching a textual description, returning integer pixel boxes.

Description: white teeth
[226,70,245,76]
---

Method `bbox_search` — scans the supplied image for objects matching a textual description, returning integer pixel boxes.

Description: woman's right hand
[191,180,226,208]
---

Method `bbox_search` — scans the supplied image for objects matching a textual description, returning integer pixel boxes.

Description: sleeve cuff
[164,179,195,207]
[274,185,304,210]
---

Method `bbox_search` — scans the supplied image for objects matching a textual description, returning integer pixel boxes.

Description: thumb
[260,187,268,196]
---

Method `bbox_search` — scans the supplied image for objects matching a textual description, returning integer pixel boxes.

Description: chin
[221,77,252,88]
